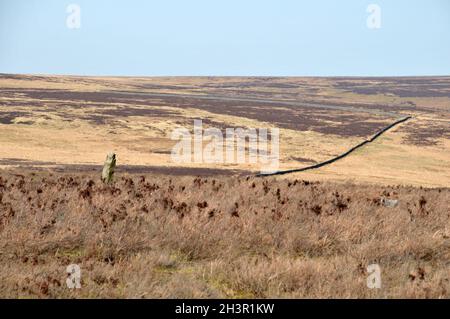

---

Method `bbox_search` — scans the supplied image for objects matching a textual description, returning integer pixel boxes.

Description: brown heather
[0,169,449,298]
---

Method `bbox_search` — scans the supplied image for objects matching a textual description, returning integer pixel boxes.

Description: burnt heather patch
[1,88,394,138]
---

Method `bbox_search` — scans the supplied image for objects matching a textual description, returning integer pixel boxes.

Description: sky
[1,0,450,76]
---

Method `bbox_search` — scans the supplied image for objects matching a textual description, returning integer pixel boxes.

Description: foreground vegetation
[0,170,448,298]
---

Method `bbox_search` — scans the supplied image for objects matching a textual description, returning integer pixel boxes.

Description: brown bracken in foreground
[0,169,449,298]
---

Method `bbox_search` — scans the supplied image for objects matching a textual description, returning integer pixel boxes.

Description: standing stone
[101,152,116,184]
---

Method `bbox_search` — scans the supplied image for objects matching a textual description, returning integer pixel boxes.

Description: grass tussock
[0,169,449,298]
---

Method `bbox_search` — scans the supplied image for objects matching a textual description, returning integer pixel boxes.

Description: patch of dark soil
[0,160,250,177]
[290,157,318,164]
[0,112,30,124]
[0,159,58,166]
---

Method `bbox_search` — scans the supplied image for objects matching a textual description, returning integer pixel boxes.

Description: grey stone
[381,198,398,208]
[101,152,116,184]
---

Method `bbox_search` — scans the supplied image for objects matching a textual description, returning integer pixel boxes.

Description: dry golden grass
[0,170,448,298]
[290,124,450,188]
[1,74,449,187]
[1,75,449,299]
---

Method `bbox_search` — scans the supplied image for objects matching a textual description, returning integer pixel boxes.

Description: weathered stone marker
[101,152,116,184]
[381,198,398,208]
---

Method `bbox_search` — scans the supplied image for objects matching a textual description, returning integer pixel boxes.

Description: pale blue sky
[1,0,449,76]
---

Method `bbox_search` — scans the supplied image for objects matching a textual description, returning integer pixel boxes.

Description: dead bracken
[0,169,448,298]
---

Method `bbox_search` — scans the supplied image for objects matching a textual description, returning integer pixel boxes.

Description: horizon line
[2,72,450,79]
